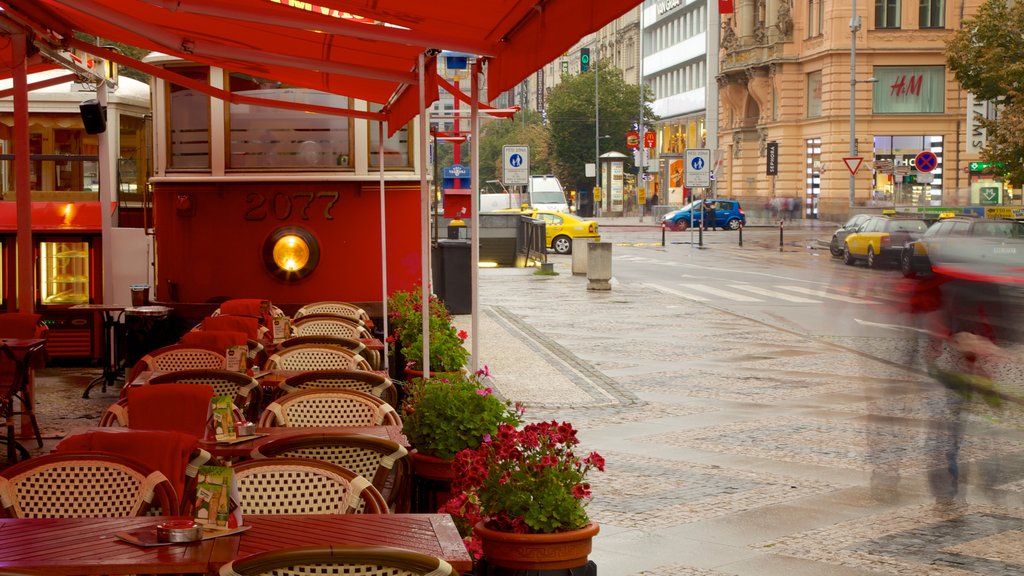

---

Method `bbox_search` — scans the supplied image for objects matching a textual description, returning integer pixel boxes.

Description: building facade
[716,0,997,221]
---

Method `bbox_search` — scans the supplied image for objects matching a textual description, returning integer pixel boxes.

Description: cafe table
[70,303,127,399]
[0,516,230,575]
[199,424,409,460]
[215,514,472,574]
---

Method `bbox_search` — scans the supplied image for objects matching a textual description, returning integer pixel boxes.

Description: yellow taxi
[843,216,928,268]
[496,208,600,254]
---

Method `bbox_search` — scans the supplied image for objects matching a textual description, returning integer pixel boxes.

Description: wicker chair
[148,369,262,421]
[100,384,244,439]
[291,315,372,340]
[263,344,372,372]
[251,432,409,512]
[277,335,370,365]
[0,452,178,518]
[258,389,401,428]
[293,301,373,326]
[278,369,396,406]
[127,344,227,384]
[232,457,388,515]
[218,545,454,576]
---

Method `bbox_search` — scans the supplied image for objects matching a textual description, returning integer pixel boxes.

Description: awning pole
[469,60,481,375]
[98,80,115,304]
[13,33,32,313]
[379,118,389,373]
[418,52,430,377]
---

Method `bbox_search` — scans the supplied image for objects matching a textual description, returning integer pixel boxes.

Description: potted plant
[401,370,523,512]
[387,286,469,378]
[442,421,605,571]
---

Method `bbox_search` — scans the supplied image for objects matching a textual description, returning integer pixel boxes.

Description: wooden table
[0,514,472,575]
[219,514,472,574]
[1,337,46,462]
[198,425,409,460]
[0,516,230,575]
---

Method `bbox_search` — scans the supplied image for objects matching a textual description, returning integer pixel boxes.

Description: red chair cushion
[217,299,274,328]
[180,330,248,353]
[55,429,199,501]
[201,315,261,340]
[126,383,214,439]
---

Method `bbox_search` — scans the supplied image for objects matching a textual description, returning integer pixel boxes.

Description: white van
[479,176,571,213]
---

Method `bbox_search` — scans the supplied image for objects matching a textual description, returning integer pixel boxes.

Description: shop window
[872,66,944,114]
[919,0,945,28]
[804,138,822,219]
[875,0,901,28]
[368,103,412,170]
[226,73,352,170]
[118,114,148,202]
[167,66,211,170]
[807,71,823,118]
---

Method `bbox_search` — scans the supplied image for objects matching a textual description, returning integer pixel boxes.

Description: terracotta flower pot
[473,521,600,571]
[409,450,456,513]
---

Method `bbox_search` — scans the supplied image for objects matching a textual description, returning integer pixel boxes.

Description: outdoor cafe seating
[0,451,178,518]
[147,369,262,421]
[217,545,454,576]
[292,301,374,327]
[264,343,373,372]
[232,457,389,515]
[126,344,228,383]
[277,369,397,405]
[251,432,409,512]
[258,389,402,428]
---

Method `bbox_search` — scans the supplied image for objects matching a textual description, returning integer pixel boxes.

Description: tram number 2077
[244,191,340,221]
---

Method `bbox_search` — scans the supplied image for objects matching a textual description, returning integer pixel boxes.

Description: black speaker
[79,99,106,134]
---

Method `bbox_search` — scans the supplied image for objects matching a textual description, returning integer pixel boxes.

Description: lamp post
[848,2,861,208]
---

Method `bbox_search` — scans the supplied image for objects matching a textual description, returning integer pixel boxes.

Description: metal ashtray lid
[156,520,203,543]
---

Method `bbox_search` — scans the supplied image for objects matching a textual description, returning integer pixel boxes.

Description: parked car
[496,208,599,254]
[830,213,877,257]
[843,217,928,268]
[901,216,1024,277]
[661,199,746,231]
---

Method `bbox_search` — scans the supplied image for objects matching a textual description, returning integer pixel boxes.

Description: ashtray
[156,520,203,543]
[235,421,256,436]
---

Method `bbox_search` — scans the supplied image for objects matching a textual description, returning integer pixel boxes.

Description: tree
[544,65,657,191]
[946,0,1024,187]
[477,108,550,186]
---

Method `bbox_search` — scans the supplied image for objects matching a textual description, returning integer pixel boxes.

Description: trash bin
[436,239,471,314]
[124,305,175,369]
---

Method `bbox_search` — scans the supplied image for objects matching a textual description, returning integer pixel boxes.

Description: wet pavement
[20,215,1024,575]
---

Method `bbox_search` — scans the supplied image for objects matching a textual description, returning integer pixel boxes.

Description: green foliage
[478,109,551,184]
[545,65,657,191]
[947,0,1024,187]
[387,286,469,373]
[400,372,522,460]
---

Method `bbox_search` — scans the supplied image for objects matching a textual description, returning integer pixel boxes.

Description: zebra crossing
[644,281,892,305]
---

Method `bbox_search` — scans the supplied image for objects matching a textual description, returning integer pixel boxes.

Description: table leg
[83,311,124,398]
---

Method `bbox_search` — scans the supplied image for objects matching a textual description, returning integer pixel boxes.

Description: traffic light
[580,48,590,72]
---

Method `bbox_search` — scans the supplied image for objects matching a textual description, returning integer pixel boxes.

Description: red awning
[0,0,640,124]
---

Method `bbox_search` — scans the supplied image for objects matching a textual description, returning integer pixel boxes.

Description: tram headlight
[263,225,319,281]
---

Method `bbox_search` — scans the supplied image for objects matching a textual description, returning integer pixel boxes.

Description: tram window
[167,65,211,170]
[226,73,352,170]
[367,103,412,170]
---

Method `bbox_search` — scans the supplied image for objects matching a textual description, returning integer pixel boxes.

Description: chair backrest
[279,335,366,356]
[101,384,216,440]
[258,389,401,428]
[54,429,211,515]
[264,344,372,372]
[293,302,371,325]
[231,457,388,515]
[128,344,227,383]
[292,315,371,339]
[212,299,284,327]
[180,330,263,364]
[0,452,178,518]
[217,545,453,576]
[279,369,396,405]
[148,369,261,418]
[0,313,46,339]
[251,432,408,511]
[199,315,267,342]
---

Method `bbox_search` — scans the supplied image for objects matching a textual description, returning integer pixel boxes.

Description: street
[469,223,1024,575]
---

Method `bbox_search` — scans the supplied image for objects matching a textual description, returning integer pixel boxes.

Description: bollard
[779,220,784,252]
[738,222,743,247]
[586,242,612,291]
[698,219,703,248]
[661,223,666,247]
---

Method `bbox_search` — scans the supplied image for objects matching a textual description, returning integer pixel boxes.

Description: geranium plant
[387,286,469,373]
[401,370,523,461]
[442,421,605,554]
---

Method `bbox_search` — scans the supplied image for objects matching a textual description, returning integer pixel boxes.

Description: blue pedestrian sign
[684,148,711,187]
[502,144,529,186]
[914,151,938,173]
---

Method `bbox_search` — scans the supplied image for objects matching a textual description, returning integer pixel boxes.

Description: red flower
[457,329,468,341]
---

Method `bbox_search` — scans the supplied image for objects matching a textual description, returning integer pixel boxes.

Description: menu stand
[71,304,127,398]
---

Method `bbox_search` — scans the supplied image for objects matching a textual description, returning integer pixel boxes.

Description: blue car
[661,200,746,231]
